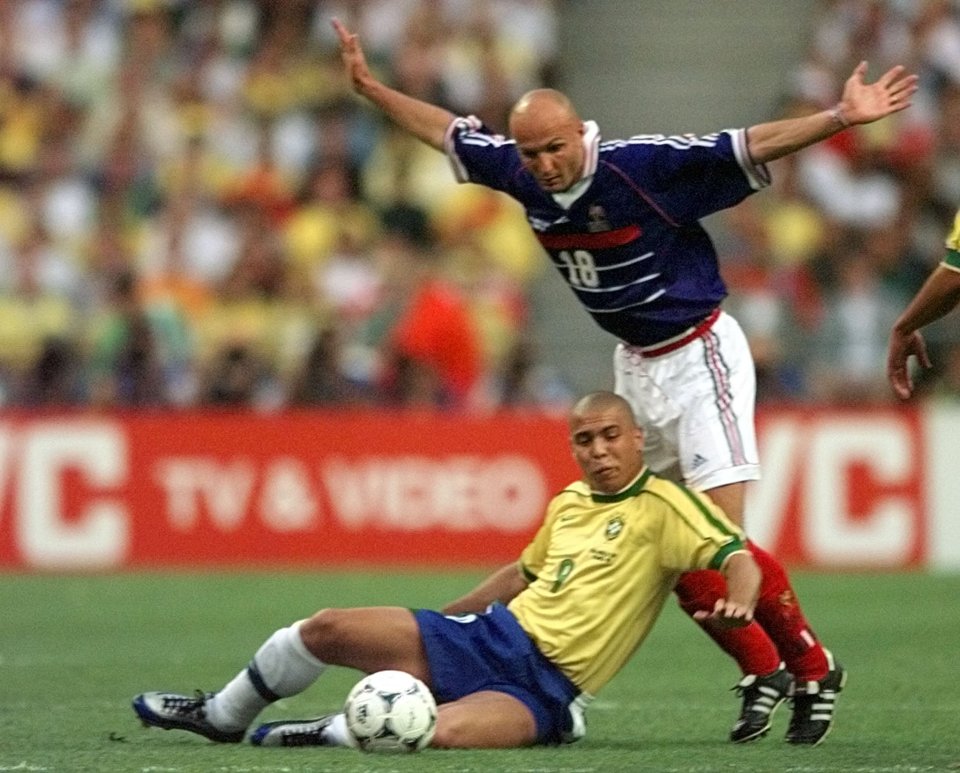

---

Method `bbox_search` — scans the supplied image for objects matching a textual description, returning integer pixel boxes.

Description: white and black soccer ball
[344,669,438,753]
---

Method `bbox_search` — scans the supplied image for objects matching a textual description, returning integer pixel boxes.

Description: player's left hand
[839,60,919,125]
[693,598,754,628]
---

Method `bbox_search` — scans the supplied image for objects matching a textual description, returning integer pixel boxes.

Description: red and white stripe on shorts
[613,309,760,491]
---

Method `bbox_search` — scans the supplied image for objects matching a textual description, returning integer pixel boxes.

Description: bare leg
[298,606,431,683]
[433,691,538,748]
[204,606,429,733]
[703,481,746,526]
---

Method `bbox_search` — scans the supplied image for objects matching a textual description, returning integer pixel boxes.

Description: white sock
[205,667,267,732]
[206,621,326,731]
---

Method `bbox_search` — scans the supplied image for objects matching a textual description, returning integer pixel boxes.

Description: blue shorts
[414,603,580,744]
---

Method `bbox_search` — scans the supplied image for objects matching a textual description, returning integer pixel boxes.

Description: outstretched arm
[333,18,456,151]
[746,61,918,164]
[441,562,530,615]
[887,264,960,399]
[693,551,760,628]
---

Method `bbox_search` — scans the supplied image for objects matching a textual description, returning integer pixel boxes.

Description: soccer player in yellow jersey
[888,209,960,399]
[132,391,761,749]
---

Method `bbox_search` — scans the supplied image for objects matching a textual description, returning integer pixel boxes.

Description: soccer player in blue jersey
[133,391,762,748]
[888,209,960,399]
[331,19,918,746]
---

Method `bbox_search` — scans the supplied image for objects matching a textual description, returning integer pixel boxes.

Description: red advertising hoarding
[0,410,576,570]
[0,405,952,572]
[752,407,927,569]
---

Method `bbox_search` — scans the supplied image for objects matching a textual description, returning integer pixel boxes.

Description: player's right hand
[332,18,372,93]
[692,598,754,628]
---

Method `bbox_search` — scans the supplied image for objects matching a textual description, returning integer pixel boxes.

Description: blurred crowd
[2,0,960,412]
[0,0,559,411]
[719,0,960,405]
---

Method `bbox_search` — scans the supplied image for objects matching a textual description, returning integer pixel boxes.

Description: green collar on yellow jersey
[590,467,653,503]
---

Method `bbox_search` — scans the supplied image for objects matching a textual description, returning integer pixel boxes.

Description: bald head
[510,89,579,127]
[508,89,586,193]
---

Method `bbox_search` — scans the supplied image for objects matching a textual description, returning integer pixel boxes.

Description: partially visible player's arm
[441,562,530,615]
[693,551,760,628]
[333,18,454,151]
[887,262,960,399]
[746,61,917,163]
[892,262,960,337]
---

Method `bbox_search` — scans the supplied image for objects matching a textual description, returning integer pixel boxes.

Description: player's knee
[430,713,468,749]
[298,608,344,657]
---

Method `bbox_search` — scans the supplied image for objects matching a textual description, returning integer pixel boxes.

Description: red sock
[747,541,828,682]
[674,569,781,677]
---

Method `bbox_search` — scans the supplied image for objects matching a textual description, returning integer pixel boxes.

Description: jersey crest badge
[587,204,611,233]
[604,516,624,541]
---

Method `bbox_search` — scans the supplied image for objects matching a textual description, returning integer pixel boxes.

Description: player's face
[511,111,586,193]
[569,405,644,494]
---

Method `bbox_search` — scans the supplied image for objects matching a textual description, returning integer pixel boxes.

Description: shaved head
[507,89,586,193]
[569,391,637,430]
[568,391,644,493]
[509,89,580,128]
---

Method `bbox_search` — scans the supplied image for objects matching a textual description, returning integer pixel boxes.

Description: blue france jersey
[445,118,770,346]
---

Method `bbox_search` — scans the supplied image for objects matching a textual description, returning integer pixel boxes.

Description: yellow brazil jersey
[507,467,746,697]
[944,209,960,271]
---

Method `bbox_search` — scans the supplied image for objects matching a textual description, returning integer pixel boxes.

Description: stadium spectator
[13,334,85,407]
[0,222,82,404]
[282,157,380,298]
[132,390,762,749]
[194,209,312,409]
[367,208,482,409]
[286,324,358,407]
[718,197,819,402]
[489,334,573,412]
[810,244,908,404]
[198,340,272,409]
[86,268,174,408]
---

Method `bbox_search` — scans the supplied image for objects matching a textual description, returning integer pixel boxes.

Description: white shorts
[613,310,760,491]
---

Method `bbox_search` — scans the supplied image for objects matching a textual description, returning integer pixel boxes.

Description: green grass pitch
[2,569,957,772]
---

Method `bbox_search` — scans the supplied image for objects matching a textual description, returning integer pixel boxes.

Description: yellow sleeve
[653,485,746,572]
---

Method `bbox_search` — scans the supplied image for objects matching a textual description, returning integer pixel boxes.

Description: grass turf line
[1,570,957,772]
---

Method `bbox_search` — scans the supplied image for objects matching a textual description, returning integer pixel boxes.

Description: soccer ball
[343,669,438,753]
